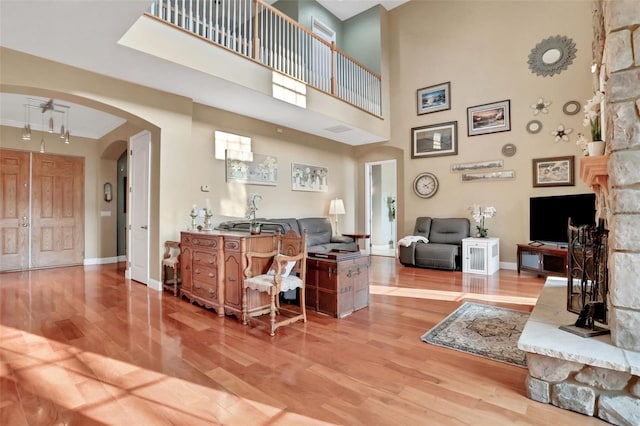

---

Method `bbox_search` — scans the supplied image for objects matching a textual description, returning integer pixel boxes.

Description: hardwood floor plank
[0,258,607,425]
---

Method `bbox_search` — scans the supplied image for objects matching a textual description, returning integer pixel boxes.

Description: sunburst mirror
[528,35,577,77]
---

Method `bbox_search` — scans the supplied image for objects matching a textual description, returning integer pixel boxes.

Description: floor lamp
[329,198,345,236]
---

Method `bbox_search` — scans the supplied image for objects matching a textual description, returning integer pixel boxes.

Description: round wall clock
[413,172,439,198]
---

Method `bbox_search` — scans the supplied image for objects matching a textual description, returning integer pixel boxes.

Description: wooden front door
[0,149,84,271]
[0,150,30,271]
[31,153,84,268]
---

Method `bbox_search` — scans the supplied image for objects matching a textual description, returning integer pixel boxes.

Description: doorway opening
[365,160,397,257]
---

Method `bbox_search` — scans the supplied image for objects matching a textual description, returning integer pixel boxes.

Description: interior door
[129,130,150,284]
[0,149,30,271]
[31,153,84,268]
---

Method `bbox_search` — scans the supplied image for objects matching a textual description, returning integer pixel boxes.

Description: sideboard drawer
[193,250,216,267]
[192,264,217,285]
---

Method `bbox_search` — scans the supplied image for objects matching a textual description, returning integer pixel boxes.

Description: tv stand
[517,243,567,277]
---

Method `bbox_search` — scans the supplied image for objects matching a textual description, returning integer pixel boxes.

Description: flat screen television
[529,193,596,245]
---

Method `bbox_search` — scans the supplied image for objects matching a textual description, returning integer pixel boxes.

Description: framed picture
[461,170,515,182]
[417,82,451,115]
[291,163,328,192]
[467,99,511,136]
[411,121,458,159]
[225,150,278,186]
[451,159,503,173]
[532,156,575,187]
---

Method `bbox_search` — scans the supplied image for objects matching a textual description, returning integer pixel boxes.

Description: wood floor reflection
[0,258,605,425]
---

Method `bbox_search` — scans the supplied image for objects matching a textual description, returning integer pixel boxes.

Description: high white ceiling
[0,0,409,144]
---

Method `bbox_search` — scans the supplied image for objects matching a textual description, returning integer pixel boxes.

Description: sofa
[398,217,470,271]
[216,217,357,253]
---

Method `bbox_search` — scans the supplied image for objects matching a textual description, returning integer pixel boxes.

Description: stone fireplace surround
[518,278,640,424]
[517,1,640,423]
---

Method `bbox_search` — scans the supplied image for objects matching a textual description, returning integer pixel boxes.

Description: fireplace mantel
[580,155,608,196]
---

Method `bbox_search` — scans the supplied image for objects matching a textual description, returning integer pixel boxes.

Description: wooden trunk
[306,254,370,318]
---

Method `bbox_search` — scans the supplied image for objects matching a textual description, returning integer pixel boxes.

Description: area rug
[421,302,529,368]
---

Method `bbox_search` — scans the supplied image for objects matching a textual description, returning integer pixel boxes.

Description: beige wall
[1,0,600,274]
[387,1,595,262]
[1,48,359,281]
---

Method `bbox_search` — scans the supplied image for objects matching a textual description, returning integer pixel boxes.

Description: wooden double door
[0,149,84,272]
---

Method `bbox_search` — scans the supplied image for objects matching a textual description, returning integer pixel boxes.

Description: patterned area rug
[421,302,529,368]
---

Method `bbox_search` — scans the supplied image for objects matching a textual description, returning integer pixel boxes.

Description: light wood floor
[0,257,605,425]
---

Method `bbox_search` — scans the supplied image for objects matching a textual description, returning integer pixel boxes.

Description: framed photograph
[532,156,575,187]
[461,170,515,182]
[411,121,458,159]
[451,159,503,173]
[467,99,511,136]
[225,150,278,186]
[417,82,451,115]
[291,163,328,192]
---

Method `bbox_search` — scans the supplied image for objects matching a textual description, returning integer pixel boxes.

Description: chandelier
[22,98,71,152]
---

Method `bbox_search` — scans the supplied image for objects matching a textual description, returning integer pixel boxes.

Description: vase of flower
[469,204,496,238]
[587,140,605,156]
[249,221,261,235]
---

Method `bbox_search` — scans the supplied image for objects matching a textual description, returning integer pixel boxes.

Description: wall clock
[413,172,439,198]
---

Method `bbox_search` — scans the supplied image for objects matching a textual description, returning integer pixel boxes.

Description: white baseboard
[84,256,122,265]
[147,279,162,292]
[500,261,517,270]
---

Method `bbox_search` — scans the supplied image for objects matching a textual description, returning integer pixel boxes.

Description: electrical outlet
[201,185,210,192]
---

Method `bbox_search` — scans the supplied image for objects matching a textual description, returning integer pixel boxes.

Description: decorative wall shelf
[580,155,609,196]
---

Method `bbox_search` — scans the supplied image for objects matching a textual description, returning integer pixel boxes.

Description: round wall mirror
[542,49,562,64]
[528,35,577,77]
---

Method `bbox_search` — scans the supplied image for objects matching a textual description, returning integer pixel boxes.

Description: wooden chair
[243,230,307,336]
[162,241,181,296]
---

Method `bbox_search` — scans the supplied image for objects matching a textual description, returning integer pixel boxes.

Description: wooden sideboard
[180,231,278,319]
[306,252,370,318]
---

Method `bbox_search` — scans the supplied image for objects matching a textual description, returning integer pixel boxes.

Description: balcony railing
[147,0,382,116]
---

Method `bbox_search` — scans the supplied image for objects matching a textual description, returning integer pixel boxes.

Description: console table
[179,231,278,319]
[516,243,567,277]
[306,251,370,318]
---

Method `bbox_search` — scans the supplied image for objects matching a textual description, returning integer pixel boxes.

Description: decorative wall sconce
[104,182,113,202]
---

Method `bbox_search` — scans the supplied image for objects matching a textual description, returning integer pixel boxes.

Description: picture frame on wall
[225,150,278,186]
[532,155,575,187]
[467,99,511,136]
[291,163,328,192]
[411,121,458,158]
[417,82,451,115]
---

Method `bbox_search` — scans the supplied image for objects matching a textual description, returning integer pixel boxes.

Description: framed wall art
[461,170,515,182]
[291,163,328,192]
[411,121,458,158]
[225,150,278,186]
[451,159,503,173]
[467,99,511,136]
[417,82,451,115]
[532,156,575,187]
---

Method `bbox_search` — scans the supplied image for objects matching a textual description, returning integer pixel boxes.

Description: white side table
[462,237,500,275]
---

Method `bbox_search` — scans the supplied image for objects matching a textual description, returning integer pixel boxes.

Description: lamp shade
[329,198,345,215]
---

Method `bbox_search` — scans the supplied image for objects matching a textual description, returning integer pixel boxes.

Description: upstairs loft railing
[147,0,382,117]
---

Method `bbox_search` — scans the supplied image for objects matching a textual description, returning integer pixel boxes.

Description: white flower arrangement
[468,204,496,238]
[246,193,262,224]
[583,91,604,141]
[576,133,589,156]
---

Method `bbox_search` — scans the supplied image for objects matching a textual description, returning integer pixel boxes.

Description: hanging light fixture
[39,113,46,153]
[22,104,32,140]
[23,97,71,147]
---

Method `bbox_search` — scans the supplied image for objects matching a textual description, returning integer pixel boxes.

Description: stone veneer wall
[526,353,640,425]
[605,0,640,351]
